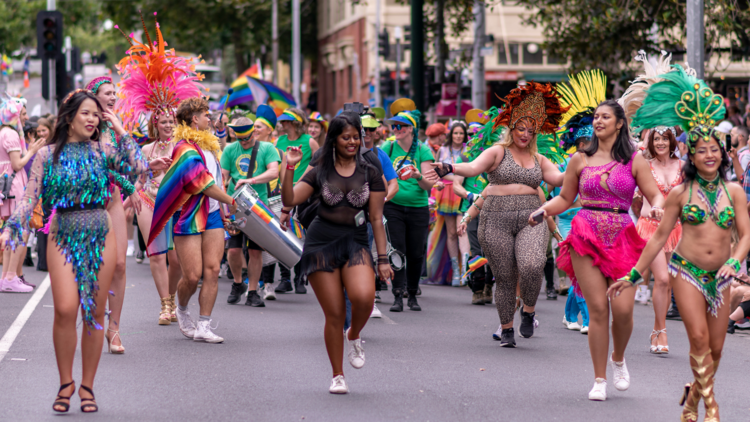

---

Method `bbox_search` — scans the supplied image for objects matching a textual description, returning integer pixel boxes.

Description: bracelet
[726,258,741,273]
[280,209,291,215]
[619,268,643,286]
[378,254,388,257]
[377,257,390,265]
[286,164,296,170]
[417,175,423,181]
[552,228,561,238]
[231,198,236,206]
[460,214,472,224]
[471,202,482,211]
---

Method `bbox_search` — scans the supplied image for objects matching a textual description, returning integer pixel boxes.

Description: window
[524,43,543,64]
[497,42,519,65]
[348,65,353,98]
[546,52,561,65]
[332,70,337,101]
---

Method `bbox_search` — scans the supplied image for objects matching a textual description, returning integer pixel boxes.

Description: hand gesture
[717,262,738,282]
[279,212,290,231]
[649,206,664,221]
[235,178,256,188]
[378,263,394,281]
[149,157,172,171]
[528,208,547,226]
[607,279,635,300]
[457,220,468,236]
[129,192,143,214]
[424,163,444,182]
[434,180,445,191]
[227,200,238,216]
[285,146,303,167]
[27,137,45,155]
[729,147,738,160]
[101,111,124,135]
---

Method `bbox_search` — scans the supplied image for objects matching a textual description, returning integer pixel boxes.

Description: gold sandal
[169,294,177,322]
[159,297,171,325]
[691,350,720,422]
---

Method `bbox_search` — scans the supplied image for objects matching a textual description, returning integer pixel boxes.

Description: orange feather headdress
[493,81,569,135]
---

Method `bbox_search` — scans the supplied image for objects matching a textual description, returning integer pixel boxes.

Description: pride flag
[462,256,488,278]
[219,74,296,110]
[291,219,305,239]
[251,200,274,224]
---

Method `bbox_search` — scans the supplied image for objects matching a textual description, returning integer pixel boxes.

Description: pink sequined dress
[557,152,646,296]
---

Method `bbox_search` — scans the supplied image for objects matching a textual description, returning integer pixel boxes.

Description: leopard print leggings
[478,194,549,325]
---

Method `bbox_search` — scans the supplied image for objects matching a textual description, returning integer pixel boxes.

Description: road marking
[0,275,51,363]
[381,315,397,325]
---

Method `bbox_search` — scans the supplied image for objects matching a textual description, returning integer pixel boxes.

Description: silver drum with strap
[231,185,304,268]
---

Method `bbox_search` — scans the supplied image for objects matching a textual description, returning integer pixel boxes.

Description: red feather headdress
[493,81,569,134]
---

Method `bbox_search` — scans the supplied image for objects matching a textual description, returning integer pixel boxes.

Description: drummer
[221,115,280,308]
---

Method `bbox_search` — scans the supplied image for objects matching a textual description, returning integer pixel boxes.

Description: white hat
[715,120,733,134]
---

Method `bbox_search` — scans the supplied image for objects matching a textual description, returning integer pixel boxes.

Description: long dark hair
[311,111,375,187]
[49,90,105,163]
[448,122,468,146]
[583,100,635,164]
[682,135,731,182]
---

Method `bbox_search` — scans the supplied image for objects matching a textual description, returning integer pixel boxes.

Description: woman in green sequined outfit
[0,90,148,412]
[609,66,750,422]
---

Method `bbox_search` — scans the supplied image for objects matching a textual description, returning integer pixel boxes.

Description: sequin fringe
[667,253,730,317]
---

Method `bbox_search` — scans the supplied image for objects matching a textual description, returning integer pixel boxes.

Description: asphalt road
[1,255,749,421]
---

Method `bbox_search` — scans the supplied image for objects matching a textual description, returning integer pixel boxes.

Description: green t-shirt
[275,133,314,184]
[382,140,435,207]
[220,140,281,204]
[456,157,489,213]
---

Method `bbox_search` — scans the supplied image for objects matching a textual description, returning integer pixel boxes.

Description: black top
[301,160,385,226]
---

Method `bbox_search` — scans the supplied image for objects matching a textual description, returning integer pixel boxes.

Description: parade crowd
[1,19,749,421]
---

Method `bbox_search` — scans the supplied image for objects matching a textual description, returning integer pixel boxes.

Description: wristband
[619,268,643,286]
[471,202,482,211]
[281,209,291,215]
[552,228,561,238]
[726,258,741,273]
[445,163,454,174]
[417,175,423,181]
[377,257,390,265]
[466,192,474,203]
[231,199,236,206]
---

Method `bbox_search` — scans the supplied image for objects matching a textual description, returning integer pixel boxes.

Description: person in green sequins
[380,101,438,312]
[277,107,320,186]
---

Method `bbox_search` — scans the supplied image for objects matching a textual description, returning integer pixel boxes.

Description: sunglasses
[237,136,253,142]
[391,124,404,131]
[364,127,378,132]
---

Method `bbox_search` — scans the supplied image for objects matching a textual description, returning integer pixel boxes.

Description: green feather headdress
[631,65,725,153]
[462,106,504,162]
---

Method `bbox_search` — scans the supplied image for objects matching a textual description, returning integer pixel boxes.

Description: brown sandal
[79,385,98,413]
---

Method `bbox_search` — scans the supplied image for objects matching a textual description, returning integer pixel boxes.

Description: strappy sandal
[650,329,668,354]
[52,381,75,413]
[79,385,98,413]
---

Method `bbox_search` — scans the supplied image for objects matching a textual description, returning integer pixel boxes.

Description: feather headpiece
[618,50,675,124]
[114,12,205,132]
[462,107,504,163]
[492,81,569,135]
[557,70,607,151]
[0,92,25,135]
[630,65,725,153]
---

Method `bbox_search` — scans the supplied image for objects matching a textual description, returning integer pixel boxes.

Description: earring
[333,148,336,163]
[92,127,100,140]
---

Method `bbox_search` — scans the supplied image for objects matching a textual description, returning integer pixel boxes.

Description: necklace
[156,138,171,151]
[695,174,727,226]
[696,173,720,202]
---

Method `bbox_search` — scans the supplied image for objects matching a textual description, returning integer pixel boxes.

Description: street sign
[369,98,376,107]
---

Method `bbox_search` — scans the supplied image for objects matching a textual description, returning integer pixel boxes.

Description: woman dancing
[429,82,567,347]
[281,112,393,394]
[632,127,683,354]
[609,66,750,421]
[1,90,148,412]
[528,99,665,401]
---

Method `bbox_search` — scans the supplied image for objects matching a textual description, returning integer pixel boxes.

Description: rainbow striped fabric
[148,139,215,248]
[462,256,488,278]
[251,200,274,224]
[290,219,305,239]
[219,75,297,110]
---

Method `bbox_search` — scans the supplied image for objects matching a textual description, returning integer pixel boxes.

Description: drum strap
[245,140,261,182]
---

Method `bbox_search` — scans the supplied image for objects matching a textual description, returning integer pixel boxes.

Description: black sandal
[79,385,98,413]
[52,381,75,413]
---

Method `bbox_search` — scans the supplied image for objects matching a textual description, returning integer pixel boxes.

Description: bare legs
[1,227,28,280]
[444,215,459,258]
[650,252,670,350]
[174,228,224,316]
[570,250,636,380]
[49,225,117,408]
[136,206,180,299]
[308,260,375,377]
[106,191,127,348]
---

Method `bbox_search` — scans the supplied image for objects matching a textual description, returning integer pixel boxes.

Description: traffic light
[378,30,390,58]
[403,25,411,44]
[380,70,394,98]
[36,11,63,59]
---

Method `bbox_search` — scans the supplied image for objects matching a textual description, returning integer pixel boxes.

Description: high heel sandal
[159,297,172,325]
[52,381,75,413]
[105,329,125,354]
[650,329,669,354]
[691,350,720,422]
[169,294,177,322]
[679,382,699,422]
[79,385,98,413]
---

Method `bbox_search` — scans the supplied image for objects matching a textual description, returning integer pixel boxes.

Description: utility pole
[292,0,301,106]
[374,0,382,107]
[48,0,56,114]
[395,26,402,99]
[687,0,704,79]
[472,0,486,110]
[272,0,278,85]
[410,0,424,111]
[434,0,444,83]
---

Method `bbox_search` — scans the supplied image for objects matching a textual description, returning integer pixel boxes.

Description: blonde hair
[496,126,538,156]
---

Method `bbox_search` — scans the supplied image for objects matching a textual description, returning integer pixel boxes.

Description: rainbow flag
[462,256,488,278]
[251,200,274,224]
[219,75,296,110]
[291,219,305,239]
[148,140,215,248]
[263,80,296,109]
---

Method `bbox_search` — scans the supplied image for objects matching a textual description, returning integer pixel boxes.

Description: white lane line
[381,315,397,325]
[0,275,51,363]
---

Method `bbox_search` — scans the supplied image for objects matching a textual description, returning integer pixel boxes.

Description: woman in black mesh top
[281,112,393,395]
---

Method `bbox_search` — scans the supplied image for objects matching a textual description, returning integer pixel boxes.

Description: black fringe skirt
[299,216,373,276]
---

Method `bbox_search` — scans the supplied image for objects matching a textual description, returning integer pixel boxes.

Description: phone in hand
[725,133,732,152]
[531,210,545,224]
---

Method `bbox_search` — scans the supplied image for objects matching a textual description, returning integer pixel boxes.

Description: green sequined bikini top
[681,175,735,229]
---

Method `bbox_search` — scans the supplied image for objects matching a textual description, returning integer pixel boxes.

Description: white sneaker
[736,318,750,329]
[567,321,582,331]
[492,325,503,340]
[346,328,365,369]
[126,245,134,257]
[609,353,630,391]
[370,303,382,318]
[588,378,607,401]
[0,277,33,293]
[329,375,348,394]
[581,325,589,334]
[175,307,196,339]
[264,284,276,300]
[193,319,224,343]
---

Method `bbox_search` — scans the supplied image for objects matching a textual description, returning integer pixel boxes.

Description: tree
[515,0,750,82]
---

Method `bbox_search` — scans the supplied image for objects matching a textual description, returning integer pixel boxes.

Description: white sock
[127,239,134,250]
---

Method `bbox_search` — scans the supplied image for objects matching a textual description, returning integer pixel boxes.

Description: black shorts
[227,232,263,251]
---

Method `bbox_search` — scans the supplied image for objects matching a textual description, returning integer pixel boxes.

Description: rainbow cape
[462,256,488,278]
[148,139,215,248]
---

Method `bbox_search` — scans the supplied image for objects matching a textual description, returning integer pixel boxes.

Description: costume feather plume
[618,50,674,124]
[114,12,205,132]
[556,70,607,152]
[462,107,504,162]
[492,81,569,135]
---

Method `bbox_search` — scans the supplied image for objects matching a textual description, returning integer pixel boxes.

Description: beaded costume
[4,135,148,330]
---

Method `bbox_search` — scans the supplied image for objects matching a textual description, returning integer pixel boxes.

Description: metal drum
[232,185,304,268]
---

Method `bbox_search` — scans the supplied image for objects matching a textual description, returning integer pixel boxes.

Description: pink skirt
[557,210,646,297]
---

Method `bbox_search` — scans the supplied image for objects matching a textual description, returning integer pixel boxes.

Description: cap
[362,115,380,128]
[390,98,416,117]
[370,107,385,121]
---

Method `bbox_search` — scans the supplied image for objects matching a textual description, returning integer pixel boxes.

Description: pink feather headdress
[114,12,205,132]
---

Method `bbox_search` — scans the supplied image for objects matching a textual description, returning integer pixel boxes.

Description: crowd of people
[0,22,749,420]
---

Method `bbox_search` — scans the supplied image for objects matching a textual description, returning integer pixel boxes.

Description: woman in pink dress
[529,100,665,401]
